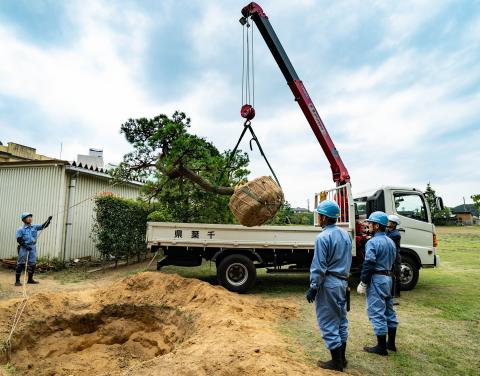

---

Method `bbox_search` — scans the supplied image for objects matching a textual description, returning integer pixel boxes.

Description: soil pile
[0,272,330,376]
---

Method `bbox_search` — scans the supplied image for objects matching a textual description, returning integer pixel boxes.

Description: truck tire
[400,255,419,291]
[217,254,256,293]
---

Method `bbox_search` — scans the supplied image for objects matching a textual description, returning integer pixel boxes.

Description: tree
[112,112,250,223]
[268,202,314,225]
[424,183,437,216]
[424,183,450,225]
[471,194,480,215]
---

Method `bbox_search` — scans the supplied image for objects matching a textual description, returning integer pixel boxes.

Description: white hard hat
[388,214,401,225]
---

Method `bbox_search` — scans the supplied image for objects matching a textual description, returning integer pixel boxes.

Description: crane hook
[240,104,255,120]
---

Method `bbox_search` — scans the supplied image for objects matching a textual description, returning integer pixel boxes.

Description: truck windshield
[394,193,428,222]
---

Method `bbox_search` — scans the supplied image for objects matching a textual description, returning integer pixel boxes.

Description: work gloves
[306,287,318,303]
[357,282,367,294]
[42,215,53,229]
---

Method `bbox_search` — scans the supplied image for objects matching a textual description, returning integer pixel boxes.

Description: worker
[306,200,352,371]
[15,212,52,286]
[357,211,398,355]
[386,214,402,303]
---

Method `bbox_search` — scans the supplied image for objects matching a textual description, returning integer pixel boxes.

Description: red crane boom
[241,2,350,186]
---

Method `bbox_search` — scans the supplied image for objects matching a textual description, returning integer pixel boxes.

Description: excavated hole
[10,303,193,375]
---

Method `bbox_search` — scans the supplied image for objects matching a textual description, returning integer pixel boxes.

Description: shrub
[92,195,149,265]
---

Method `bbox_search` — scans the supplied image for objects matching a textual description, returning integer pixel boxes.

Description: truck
[146,2,443,293]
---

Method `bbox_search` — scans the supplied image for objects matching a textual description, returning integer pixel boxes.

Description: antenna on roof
[59,142,63,160]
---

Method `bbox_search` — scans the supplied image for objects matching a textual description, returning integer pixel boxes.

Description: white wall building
[0,159,142,260]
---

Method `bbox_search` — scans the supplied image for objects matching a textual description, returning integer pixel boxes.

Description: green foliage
[471,194,480,214]
[92,195,148,263]
[147,204,175,222]
[2,362,16,375]
[268,202,314,225]
[424,183,451,225]
[112,112,250,224]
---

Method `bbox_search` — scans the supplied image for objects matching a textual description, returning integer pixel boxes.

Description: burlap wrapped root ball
[229,176,285,227]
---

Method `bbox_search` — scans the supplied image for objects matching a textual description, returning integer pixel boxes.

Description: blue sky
[0,0,478,207]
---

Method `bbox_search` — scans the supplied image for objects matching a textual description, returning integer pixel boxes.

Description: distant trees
[268,202,314,225]
[471,194,480,215]
[424,183,450,225]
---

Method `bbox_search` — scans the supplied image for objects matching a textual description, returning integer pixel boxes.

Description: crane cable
[218,19,280,187]
[241,18,255,109]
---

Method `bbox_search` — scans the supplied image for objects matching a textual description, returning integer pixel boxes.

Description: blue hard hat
[20,212,33,220]
[315,200,340,219]
[367,211,389,226]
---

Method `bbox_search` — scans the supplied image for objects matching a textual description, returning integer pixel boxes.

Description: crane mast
[240,2,350,186]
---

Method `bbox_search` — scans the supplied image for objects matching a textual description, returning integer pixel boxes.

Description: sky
[0,0,479,208]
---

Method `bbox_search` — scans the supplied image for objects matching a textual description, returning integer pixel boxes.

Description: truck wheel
[400,255,419,291]
[217,254,256,293]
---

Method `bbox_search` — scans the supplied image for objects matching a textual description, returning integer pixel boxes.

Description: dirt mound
[8,303,190,375]
[0,272,328,376]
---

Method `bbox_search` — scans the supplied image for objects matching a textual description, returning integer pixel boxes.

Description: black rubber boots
[387,327,397,352]
[364,335,388,356]
[318,346,344,371]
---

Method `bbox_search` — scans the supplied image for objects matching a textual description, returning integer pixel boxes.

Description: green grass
[2,362,16,375]
[161,226,480,375]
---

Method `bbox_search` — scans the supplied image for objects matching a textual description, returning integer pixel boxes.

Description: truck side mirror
[435,197,444,211]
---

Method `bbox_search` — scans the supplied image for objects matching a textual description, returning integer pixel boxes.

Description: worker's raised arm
[36,216,53,230]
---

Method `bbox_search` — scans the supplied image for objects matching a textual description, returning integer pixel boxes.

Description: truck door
[390,191,435,267]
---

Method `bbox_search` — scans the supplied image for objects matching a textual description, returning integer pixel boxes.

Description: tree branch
[166,166,234,195]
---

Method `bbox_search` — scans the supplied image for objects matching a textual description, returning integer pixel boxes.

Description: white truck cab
[355,186,440,290]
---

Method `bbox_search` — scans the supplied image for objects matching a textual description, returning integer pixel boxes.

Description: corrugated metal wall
[0,165,67,259]
[66,173,140,260]
[0,164,141,261]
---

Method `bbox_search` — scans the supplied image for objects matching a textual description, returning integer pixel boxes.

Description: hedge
[92,194,149,265]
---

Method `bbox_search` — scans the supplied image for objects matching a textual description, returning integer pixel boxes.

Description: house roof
[451,204,478,217]
[0,159,144,186]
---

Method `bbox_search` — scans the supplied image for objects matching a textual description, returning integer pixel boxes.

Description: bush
[92,195,149,265]
[147,204,175,222]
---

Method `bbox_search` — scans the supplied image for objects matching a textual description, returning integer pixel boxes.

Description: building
[293,207,310,214]
[77,148,105,169]
[451,204,479,225]
[0,159,142,261]
[0,142,52,162]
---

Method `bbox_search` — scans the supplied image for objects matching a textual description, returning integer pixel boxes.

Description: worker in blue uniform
[306,200,352,371]
[386,214,402,302]
[15,212,52,286]
[357,211,398,355]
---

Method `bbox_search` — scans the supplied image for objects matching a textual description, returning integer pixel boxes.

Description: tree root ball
[229,176,284,227]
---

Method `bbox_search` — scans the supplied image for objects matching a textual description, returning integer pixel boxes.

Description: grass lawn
[162,226,480,375]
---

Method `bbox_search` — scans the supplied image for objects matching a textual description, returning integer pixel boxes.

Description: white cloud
[0,0,156,162]
[0,0,478,209]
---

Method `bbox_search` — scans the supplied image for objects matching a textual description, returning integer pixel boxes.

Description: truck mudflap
[434,254,440,267]
[157,255,202,270]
